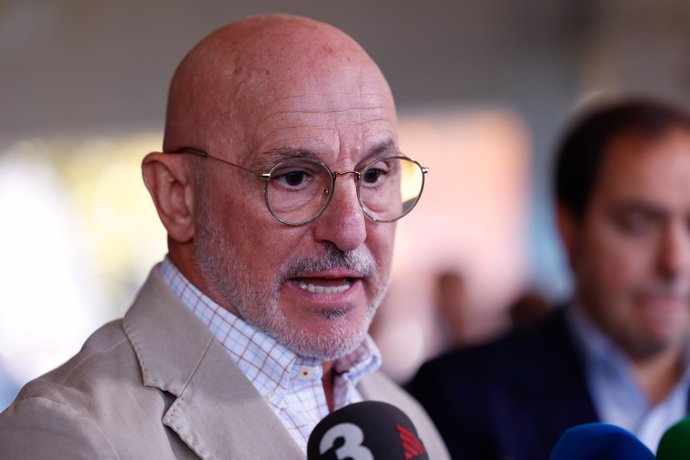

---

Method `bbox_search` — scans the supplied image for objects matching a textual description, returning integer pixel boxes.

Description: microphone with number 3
[307,401,429,460]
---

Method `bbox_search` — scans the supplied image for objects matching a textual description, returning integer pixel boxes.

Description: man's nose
[312,173,367,252]
[657,222,690,280]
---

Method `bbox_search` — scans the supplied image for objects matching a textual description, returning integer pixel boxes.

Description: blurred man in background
[0,14,448,459]
[408,97,690,459]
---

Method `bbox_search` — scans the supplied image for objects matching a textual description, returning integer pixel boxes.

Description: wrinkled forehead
[247,63,395,143]
[236,37,396,145]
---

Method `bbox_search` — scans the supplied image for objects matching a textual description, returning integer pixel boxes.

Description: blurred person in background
[407,97,690,459]
[0,14,448,459]
[508,289,551,329]
[433,269,468,349]
[431,270,550,351]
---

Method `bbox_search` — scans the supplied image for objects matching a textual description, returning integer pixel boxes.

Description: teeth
[296,281,351,294]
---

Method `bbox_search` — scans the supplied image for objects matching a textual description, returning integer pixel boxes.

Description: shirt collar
[565,302,630,367]
[566,301,690,371]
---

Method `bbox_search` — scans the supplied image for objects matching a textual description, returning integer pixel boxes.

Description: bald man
[0,14,448,459]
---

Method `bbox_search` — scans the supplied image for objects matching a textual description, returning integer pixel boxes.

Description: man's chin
[625,333,682,359]
[267,306,375,358]
[276,326,367,361]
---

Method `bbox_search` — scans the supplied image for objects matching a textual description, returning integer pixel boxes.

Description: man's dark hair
[554,97,690,219]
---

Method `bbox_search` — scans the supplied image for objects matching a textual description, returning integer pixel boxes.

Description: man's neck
[631,345,684,406]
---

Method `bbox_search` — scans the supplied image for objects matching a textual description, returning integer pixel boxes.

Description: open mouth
[290,278,354,294]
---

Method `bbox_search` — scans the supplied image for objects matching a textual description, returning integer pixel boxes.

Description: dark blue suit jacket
[407,309,599,460]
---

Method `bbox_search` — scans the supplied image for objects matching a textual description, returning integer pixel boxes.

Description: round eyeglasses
[171,147,428,226]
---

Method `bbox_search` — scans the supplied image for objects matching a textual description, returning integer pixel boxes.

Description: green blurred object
[656,415,690,460]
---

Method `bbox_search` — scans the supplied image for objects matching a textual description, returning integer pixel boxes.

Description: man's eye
[270,169,314,192]
[614,211,654,234]
[362,168,385,185]
[283,171,307,187]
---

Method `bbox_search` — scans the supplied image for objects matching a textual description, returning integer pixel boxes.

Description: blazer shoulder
[17,320,133,402]
[1,316,181,459]
[4,319,149,435]
[0,389,118,459]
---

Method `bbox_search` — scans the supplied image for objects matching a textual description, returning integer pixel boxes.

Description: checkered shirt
[158,258,382,452]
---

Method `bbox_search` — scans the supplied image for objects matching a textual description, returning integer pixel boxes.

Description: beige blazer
[0,267,449,459]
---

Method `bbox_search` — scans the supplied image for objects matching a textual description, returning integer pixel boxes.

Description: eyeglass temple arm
[171,146,270,179]
[171,147,209,158]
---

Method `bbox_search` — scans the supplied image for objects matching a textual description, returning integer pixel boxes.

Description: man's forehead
[244,118,398,169]
[238,44,392,109]
[591,130,690,210]
[251,138,398,168]
[214,25,393,141]
[252,90,395,125]
[233,65,397,165]
[600,128,690,175]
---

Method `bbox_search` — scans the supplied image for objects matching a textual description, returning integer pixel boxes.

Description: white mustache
[281,246,377,281]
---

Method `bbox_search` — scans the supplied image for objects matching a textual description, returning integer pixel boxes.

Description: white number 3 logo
[319,422,374,460]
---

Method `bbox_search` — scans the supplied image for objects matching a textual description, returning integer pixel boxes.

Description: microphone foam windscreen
[549,422,654,460]
[656,415,690,460]
[307,401,429,460]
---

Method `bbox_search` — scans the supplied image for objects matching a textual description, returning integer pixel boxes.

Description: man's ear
[555,204,579,268]
[142,152,196,243]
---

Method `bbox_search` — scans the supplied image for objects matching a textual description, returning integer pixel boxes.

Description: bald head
[163,14,395,157]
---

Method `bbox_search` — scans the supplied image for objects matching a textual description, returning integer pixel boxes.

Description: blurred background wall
[2,0,690,404]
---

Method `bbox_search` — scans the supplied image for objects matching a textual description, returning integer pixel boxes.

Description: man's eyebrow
[358,139,398,164]
[254,139,398,168]
[609,200,668,219]
[252,147,320,168]
[369,139,397,156]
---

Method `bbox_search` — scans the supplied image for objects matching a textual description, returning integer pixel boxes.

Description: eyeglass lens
[265,157,424,225]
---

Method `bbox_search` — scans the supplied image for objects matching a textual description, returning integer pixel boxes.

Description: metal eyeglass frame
[170,146,428,226]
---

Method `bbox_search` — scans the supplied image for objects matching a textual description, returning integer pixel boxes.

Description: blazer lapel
[123,267,304,460]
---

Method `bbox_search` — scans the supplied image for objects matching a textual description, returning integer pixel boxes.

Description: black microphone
[549,422,654,460]
[656,415,690,460]
[307,401,429,460]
